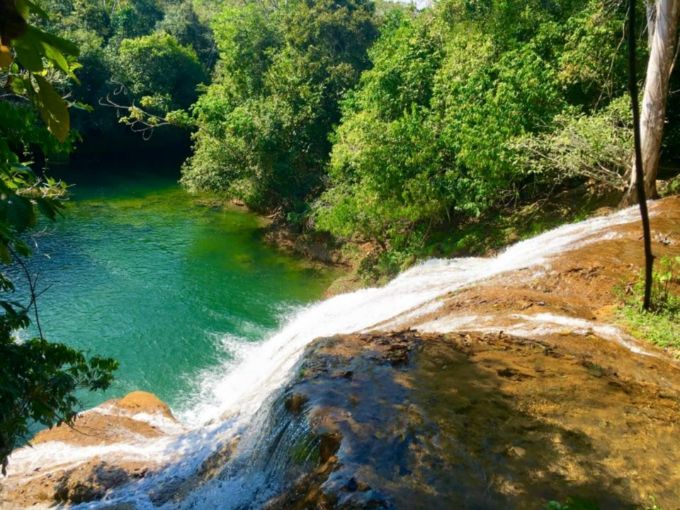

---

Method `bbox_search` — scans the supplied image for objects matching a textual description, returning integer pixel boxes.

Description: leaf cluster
[312,0,650,275]
[618,256,680,351]
[32,0,214,142]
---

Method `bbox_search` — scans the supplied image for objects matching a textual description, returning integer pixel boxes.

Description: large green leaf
[33,74,70,142]
[13,26,79,76]
[13,33,44,72]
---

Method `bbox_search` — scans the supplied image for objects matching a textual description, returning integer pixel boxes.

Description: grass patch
[546,496,663,510]
[617,256,680,353]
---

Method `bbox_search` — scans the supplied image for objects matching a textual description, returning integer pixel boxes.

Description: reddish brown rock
[0,391,177,508]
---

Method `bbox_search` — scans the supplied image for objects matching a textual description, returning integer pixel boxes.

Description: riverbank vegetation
[8,0,678,280]
[182,0,680,279]
[0,1,118,473]
[618,256,680,355]
[33,0,213,154]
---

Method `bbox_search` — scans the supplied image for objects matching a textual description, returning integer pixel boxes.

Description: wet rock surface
[262,197,680,510]
[264,330,680,509]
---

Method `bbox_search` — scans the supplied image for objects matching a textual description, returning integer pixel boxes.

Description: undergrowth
[617,256,680,353]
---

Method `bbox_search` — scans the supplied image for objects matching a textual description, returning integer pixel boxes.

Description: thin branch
[7,246,46,341]
[99,94,173,140]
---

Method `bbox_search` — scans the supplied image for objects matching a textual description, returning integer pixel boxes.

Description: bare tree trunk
[647,0,657,46]
[628,0,655,310]
[626,0,680,201]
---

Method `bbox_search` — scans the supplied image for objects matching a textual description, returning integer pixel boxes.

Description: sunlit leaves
[13,26,79,77]
[314,0,638,272]
[0,44,12,68]
[4,2,79,142]
[182,0,378,212]
[112,32,207,110]
[32,75,70,142]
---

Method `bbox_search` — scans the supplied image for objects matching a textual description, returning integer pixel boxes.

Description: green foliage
[545,497,599,510]
[311,0,647,277]
[547,496,664,510]
[0,337,118,475]
[155,0,215,66]
[32,0,214,145]
[112,32,207,110]
[110,0,164,41]
[618,256,680,352]
[178,0,659,279]
[515,96,633,191]
[0,1,117,474]
[181,0,380,211]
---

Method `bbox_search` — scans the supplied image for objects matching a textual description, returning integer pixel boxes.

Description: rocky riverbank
[2,197,679,509]
[0,392,180,507]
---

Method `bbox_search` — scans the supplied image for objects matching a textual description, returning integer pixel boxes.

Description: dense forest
[1,0,679,479]
[180,0,680,276]
[9,0,680,276]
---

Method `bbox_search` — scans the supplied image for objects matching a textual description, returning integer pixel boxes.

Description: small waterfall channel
[5,203,659,509]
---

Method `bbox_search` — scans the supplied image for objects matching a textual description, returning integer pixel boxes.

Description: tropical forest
[1,0,679,508]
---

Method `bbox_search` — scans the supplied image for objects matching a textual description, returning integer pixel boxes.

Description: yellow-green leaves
[2,1,80,143]
[14,26,79,79]
[0,44,12,68]
[32,75,69,143]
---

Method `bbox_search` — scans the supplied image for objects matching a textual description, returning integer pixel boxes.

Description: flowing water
[6,186,661,508]
[12,166,337,411]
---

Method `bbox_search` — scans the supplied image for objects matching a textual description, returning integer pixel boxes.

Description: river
[15,165,337,411]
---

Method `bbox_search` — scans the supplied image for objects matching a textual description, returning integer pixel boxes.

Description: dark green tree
[181,0,379,213]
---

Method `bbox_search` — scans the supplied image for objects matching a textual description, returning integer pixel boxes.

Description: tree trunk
[626,0,680,201]
[647,0,657,47]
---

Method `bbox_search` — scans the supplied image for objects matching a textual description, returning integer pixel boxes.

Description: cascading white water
[5,203,655,509]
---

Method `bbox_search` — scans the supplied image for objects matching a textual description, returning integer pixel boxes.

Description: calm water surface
[18,166,337,411]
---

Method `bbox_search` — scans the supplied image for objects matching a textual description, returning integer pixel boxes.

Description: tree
[112,32,207,110]
[155,0,215,67]
[0,0,117,473]
[627,0,680,199]
[110,0,163,41]
[182,0,379,212]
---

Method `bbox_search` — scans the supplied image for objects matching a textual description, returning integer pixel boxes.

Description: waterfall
[5,203,655,509]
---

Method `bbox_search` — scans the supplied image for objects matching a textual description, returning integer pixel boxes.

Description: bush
[181,0,379,212]
[112,32,207,110]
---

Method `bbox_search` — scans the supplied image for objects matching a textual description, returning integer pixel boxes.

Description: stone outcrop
[263,329,680,509]
[0,392,178,508]
[260,197,680,509]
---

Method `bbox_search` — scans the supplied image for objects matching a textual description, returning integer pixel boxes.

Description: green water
[18,167,337,410]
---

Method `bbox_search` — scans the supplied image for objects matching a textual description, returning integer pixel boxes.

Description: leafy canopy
[181,0,379,213]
